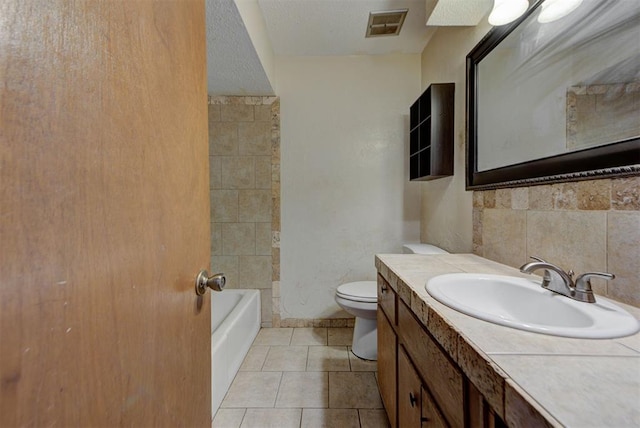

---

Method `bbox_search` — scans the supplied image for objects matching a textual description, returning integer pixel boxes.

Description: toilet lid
[336,281,377,303]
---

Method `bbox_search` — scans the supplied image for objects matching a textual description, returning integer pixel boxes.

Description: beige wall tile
[472,191,484,208]
[527,211,607,292]
[221,156,255,189]
[210,156,222,189]
[612,176,640,210]
[483,190,496,208]
[255,104,272,122]
[256,222,272,255]
[578,179,611,210]
[472,208,482,247]
[552,183,577,210]
[511,188,529,210]
[211,255,238,289]
[239,121,272,155]
[255,156,272,189]
[208,104,221,122]
[239,189,272,222]
[239,255,272,288]
[211,190,238,222]
[261,288,273,323]
[222,223,256,255]
[495,189,511,208]
[210,122,238,156]
[481,209,527,268]
[528,185,553,210]
[211,223,223,256]
[607,211,640,306]
[221,104,254,122]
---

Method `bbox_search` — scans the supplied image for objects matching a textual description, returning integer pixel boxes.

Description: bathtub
[211,289,261,417]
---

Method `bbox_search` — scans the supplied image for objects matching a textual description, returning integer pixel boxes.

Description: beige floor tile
[221,372,282,408]
[306,346,350,372]
[348,348,377,372]
[328,328,353,346]
[329,372,383,409]
[291,327,328,345]
[262,345,308,371]
[239,346,269,371]
[252,327,293,346]
[359,409,391,428]
[301,409,360,428]
[212,408,246,428]
[239,408,301,428]
[275,372,329,408]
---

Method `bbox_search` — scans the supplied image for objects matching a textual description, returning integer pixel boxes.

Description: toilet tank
[402,243,449,254]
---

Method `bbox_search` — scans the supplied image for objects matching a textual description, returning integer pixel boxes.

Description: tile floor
[213,327,391,428]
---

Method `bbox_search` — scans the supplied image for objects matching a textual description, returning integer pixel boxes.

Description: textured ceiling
[257,0,436,56]
[205,0,493,95]
[205,0,274,95]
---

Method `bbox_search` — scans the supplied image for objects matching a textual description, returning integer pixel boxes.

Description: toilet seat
[336,281,377,303]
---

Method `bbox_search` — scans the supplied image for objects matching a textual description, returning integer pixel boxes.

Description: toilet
[335,243,449,360]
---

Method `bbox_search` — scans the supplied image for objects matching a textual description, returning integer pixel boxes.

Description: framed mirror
[466,0,640,190]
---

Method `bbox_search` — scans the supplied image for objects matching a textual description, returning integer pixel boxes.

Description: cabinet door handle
[409,392,418,407]
[380,284,387,293]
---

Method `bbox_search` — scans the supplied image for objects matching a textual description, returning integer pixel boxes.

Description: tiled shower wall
[208,96,280,327]
[472,176,640,307]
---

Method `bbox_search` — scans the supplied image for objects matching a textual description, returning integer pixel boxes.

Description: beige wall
[420,25,640,308]
[419,23,491,253]
[208,96,280,326]
[276,54,422,323]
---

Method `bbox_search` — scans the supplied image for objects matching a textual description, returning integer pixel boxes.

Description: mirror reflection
[476,0,640,172]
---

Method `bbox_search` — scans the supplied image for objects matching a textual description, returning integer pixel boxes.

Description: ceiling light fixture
[366,9,408,38]
[538,0,583,23]
[488,0,529,26]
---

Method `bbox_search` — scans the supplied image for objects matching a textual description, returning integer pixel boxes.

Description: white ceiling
[206,0,493,95]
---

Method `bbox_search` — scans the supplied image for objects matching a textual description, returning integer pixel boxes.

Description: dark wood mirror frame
[465,0,640,190]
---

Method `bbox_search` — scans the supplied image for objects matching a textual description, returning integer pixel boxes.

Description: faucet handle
[575,272,615,289]
[574,272,615,303]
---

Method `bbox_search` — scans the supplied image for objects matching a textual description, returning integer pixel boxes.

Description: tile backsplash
[473,176,640,307]
[208,96,280,326]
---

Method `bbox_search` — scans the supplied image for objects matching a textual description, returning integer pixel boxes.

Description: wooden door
[0,1,210,426]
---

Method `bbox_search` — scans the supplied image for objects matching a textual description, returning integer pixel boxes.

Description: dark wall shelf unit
[409,83,454,181]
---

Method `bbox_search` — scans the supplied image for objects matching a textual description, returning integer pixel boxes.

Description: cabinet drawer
[398,301,464,428]
[378,274,396,323]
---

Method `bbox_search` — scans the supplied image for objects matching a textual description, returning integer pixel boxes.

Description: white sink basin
[425,273,640,339]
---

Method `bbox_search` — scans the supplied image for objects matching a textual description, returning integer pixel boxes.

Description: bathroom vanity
[376,253,640,427]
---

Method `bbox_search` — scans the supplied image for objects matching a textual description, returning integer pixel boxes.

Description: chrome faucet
[519,256,614,303]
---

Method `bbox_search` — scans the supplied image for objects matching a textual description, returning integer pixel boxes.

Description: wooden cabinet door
[378,308,397,428]
[422,387,448,428]
[398,345,423,427]
[0,1,210,426]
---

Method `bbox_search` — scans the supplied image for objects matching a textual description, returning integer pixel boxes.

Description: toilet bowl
[335,243,449,361]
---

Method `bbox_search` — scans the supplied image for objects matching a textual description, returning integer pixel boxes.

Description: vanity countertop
[375,253,640,427]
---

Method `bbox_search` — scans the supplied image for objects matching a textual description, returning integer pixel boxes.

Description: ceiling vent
[366,9,408,38]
